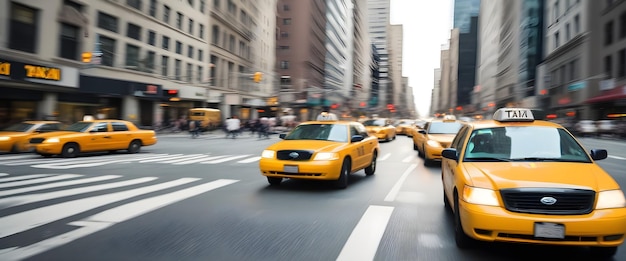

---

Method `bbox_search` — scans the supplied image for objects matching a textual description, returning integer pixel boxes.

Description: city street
[0,132,625,261]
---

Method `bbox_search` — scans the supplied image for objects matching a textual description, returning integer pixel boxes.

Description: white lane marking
[0,155,36,160]
[0,174,52,183]
[32,154,169,169]
[384,164,417,202]
[0,174,82,189]
[0,179,238,261]
[158,154,208,164]
[0,173,9,177]
[201,155,249,164]
[0,175,121,197]
[418,233,444,248]
[0,153,146,166]
[138,154,185,163]
[0,178,199,238]
[172,155,227,165]
[608,155,626,160]
[379,153,391,161]
[237,156,261,163]
[336,205,394,261]
[401,155,413,163]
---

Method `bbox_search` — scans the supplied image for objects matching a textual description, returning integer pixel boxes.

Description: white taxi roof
[493,108,535,122]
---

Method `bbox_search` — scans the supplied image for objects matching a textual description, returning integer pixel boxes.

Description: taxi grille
[500,188,595,215]
[29,138,45,144]
[276,150,314,160]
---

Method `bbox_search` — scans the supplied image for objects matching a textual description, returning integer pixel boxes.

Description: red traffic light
[167,89,178,95]
[386,104,394,109]
[330,103,339,109]
[359,101,366,107]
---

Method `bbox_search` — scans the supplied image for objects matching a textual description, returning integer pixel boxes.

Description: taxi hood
[30,131,84,139]
[0,131,30,137]
[426,134,456,144]
[465,162,619,191]
[267,140,345,152]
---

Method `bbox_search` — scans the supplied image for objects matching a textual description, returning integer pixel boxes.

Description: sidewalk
[156,131,278,140]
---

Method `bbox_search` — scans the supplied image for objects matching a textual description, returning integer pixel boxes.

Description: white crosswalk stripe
[0,173,239,260]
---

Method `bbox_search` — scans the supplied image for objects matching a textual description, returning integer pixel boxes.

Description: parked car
[596,120,617,136]
[575,120,597,137]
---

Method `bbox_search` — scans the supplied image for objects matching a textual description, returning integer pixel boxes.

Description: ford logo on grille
[289,152,300,158]
[540,196,557,205]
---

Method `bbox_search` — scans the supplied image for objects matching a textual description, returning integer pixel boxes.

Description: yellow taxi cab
[0,121,63,153]
[441,108,626,258]
[362,118,396,141]
[394,119,415,135]
[259,112,380,189]
[29,120,157,157]
[412,115,464,165]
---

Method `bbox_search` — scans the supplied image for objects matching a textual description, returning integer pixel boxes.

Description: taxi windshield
[362,119,385,127]
[428,121,463,134]
[463,126,592,163]
[1,123,35,132]
[64,122,93,132]
[284,124,348,142]
[395,120,414,126]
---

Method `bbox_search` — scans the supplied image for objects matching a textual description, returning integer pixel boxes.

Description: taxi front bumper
[425,145,444,161]
[260,158,343,180]
[0,140,34,152]
[34,143,63,155]
[0,141,13,152]
[370,132,388,139]
[459,201,626,246]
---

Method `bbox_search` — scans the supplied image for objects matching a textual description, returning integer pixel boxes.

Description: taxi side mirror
[590,149,608,161]
[442,148,458,160]
[351,135,364,142]
[279,133,287,139]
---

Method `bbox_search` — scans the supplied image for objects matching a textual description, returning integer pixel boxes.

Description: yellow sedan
[259,119,379,189]
[0,121,63,153]
[29,120,157,157]
[413,118,464,165]
[394,119,415,135]
[362,118,396,141]
[441,108,626,259]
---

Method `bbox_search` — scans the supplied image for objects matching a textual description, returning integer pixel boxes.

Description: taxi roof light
[493,108,535,122]
[443,115,457,122]
[317,112,338,121]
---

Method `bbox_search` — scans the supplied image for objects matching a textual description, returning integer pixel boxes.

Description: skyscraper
[453,0,480,33]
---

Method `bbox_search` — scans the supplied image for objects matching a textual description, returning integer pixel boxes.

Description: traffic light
[82,52,92,63]
[253,72,262,83]
[163,89,180,101]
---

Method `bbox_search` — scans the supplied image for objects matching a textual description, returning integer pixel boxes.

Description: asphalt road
[0,132,624,261]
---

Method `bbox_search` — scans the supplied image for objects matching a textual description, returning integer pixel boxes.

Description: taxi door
[353,123,376,169]
[413,122,429,150]
[442,125,471,202]
[109,121,133,149]
[84,122,113,151]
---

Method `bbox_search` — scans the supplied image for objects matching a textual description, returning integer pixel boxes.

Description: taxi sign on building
[493,108,535,122]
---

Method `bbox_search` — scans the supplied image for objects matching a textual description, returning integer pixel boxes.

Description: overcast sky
[390,0,453,118]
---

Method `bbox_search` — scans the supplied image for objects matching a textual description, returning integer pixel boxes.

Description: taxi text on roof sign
[493,108,535,122]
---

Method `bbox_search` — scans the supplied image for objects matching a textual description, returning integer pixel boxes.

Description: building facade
[453,0,480,114]
[474,0,500,116]
[367,0,391,113]
[349,0,372,117]
[389,24,404,115]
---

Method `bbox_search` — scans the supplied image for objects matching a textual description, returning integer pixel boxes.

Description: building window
[278,45,290,50]
[162,36,170,50]
[146,51,155,70]
[188,18,194,34]
[163,5,170,23]
[554,32,560,49]
[59,23,79,60]
[188,46,194,58]
[127,0,141,10]
[553,0,559,23]
[176,41,182,54]
[98,11,118,32]
[280,61,289,69]
[619,49,626,78]
[9,3,38,53]
[605,21,614,45]
[198,49,203,61]
[176,12,183,30]
[100,35,116,67]
[239,41,245,57]
[186,62,193,81]
[227,0,236,14]
[283,18,291,25]
[283,4,289,11]
[281,31,288,38]
[240,10,247,25]
[161,55,169,76]
[126,44,140,69]
[149,0,157,17]
[197,65,203,82]
[188,0,194,6]
[214,0,220,9]
[64,0,83,12]
[200,0,205,13]
[127,23,141,40]
[280,76,291,85]
[210,55,217,80]
[175,59,182,80]
[565,23,570,41]
[199,24,205,39]
[574,15,580,34]
[605,55,613,78]
[229,35,235,52]
[148,30,156,45]
[212,25,220,44]
[569,59,577,82]
[621,12,626,39]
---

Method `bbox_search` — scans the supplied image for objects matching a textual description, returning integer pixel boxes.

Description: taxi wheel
[443,189,451,212]
[417,145,424,158]
[335,159,350,189]
[267,177,282,186]
[365,152,377,176]
[589,246,617,259]
[127,140,142,154]
[61,143,79,158]
[454,191,474,248]
[413,143,418,151]
[10,144,20,153]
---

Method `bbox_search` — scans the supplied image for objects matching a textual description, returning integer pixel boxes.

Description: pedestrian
[225,115,241,139]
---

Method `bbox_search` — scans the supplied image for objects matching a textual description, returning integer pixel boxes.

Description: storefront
[585,85,626,119]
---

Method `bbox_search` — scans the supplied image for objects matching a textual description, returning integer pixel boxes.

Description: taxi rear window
[428,122,463,134]
[285,124,348,142]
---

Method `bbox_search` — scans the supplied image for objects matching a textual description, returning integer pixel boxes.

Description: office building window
[188,46,194,58]
[227,0,236,14]
[280,61,289,69]
[176,41,182,54]
[161,55,169,76]
[212,25,220,44]
[127,0,141,10]
[127,23,141,40]
[283,18,291,25]
[9,3,38,53]
[98,11,118,32]
[605,55,613,78]
[186,62,192,81]
[126,44,140,69]
[199,24,205,39]
[197,65,203,82]
[283,4,289,11]
[214,0,220,9]
[59,23,79,60]
[200,0,205,13]
[210,55,217,79]
[565,23,570,41]
[175,59,181,80]
[148,30,156,45]
[64,0,83,12]
[621,12,626,38]
[574,15,580,34]
[100,35,116,67]
[149,0,157,17]
[554,32,560,49]
[605,21,614,45]
[198,49,203,61]
[162,36,170,50]
[229,35,235,51]
[163,5,170,23]
[619,49,626,78]
[188,0,194,6]
[146,51,155,70]
[188,18,194,34]
[176,12,183,30]
[281,31,288,38]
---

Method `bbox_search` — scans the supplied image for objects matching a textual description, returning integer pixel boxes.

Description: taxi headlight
[313,152,339,161]
[0,136,10,141]
[427,140,442,147]
[596,190,626,209]
[44,138,60,143]
[462,186,499,206]
[261,150,275,159]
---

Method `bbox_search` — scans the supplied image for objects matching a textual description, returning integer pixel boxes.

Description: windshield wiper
[464,157,511,162]
[510,157,589,163]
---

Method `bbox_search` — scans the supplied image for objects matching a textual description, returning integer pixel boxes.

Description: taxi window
[112,122,129,131]
[284,124,348,142]
[93,122,109,132]
[354,124,368,136]
[362,119,386,127]
[349,126,359,137]
[428,121,463,134]
[450,125,470,149]
[463,127,591,163]
[37,123,61,132]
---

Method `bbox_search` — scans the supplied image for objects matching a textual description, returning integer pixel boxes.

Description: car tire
[589,246,617,260]
[127,140,141,154]
[336,159,350,189]
[413,143,418,151]
[365,152,377,176]
[423,146,432,165]
[443,186,451,212]
[267,177,282,186]
[61,143,79,158]
[10,144,20,153]
[39,153,52,158]
[454,192,474,248]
